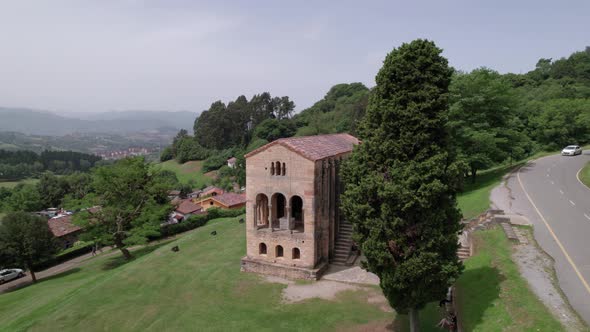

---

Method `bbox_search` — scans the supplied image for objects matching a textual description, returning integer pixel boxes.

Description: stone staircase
[332,220,354,266]
[457,245,471,261]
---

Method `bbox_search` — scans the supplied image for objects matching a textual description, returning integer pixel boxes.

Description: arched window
[276,245,284,257]
[275,161,281,175]
[259,243,267,255]
[290,195,303,231]
[270,163,275,175]
[282,162,286,176]
[292,247,300,259]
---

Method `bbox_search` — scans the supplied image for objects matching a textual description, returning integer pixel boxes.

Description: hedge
[157,207,245,238]
[34,242,94,271]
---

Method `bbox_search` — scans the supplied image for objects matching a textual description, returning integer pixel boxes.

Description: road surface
[492,151,590,324]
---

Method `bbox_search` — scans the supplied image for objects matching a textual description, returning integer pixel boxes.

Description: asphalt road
[494,151,590,324]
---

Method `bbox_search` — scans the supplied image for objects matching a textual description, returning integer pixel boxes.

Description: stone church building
[240,133,359,280]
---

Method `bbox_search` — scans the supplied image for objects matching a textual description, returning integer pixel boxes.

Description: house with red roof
[48,215,83,249]
[198,192,246,211]
[169,199,203,223]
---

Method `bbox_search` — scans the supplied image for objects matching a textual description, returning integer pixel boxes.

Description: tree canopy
[0,212,57,282]
[74,157,171,260]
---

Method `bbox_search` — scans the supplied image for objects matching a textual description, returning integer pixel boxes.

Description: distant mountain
[0,108,196,136]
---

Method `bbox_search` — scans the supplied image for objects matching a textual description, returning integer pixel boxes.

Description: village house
[240,133,359,280]
[170,199,203,223]
[198,192,246,211]
[200,186,224,198]
[47,214,83,249]
[227,157,237,168]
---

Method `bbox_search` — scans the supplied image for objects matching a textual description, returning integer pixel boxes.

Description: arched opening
[259,243,267,255]
[275,161,281,176]
[282,162,286,176]
[271,193,286,228]
[292,247,300,260]
[290,195,304,232]
[276,245,284,257]
[270,163,275,175]
[255,193,269,228]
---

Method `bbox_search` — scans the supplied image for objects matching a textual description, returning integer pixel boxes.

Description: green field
[0,178,39,189]
[456,227,563,331]
[580,162,590,189]
[0,216,393,331]
[155,160,213,189]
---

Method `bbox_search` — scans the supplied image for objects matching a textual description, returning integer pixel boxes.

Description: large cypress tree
[340,39,464,332]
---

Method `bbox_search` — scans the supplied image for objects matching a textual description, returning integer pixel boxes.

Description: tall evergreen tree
[340,39,464,332]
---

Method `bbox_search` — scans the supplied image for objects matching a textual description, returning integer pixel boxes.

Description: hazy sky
[1,0,589,115]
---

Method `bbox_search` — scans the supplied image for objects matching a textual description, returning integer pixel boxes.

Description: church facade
[240,133,359,280]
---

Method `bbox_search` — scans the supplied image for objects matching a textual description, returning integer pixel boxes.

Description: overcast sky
[1,0,589,115]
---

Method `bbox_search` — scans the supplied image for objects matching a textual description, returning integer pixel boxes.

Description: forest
[161,47,590,184]
[0,150,102,180]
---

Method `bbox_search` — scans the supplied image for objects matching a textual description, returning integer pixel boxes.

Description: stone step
[335,242,352,248]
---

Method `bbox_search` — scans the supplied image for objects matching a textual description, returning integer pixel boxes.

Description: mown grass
[155,160,212,189]
[580,161,590,189]
[0,178,39,189]
[455,227,564,331]
[0,216,391,331]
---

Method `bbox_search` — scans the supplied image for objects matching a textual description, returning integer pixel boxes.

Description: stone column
[253,203,258,229]
[286,204,292,230]
[268,203,273,230]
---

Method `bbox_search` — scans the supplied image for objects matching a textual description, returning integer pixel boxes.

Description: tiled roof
[213,193,246,208]
[176,199,202,215]
[201,186,224,196]
[48,215,82,238]
[244,133,359,161]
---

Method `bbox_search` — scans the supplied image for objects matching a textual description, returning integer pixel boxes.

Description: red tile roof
[48,215,82,238]
[201,186,224,197]
[176,199,202,215]
[212,192,246,208]
[244,133,359,161]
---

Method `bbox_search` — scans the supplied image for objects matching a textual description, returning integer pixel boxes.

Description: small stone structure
[240,134,359,280]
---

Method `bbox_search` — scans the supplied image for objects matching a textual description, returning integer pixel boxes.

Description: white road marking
[559,190,564,195]
[517,166,590,296]
[550,180,555,185]
[570,200,576,206]
[585,214,590,221]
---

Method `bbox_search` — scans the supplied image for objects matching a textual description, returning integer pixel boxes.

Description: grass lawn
[579,161,590,189]
[155,160,212,189]
[0,178,39,189]
[455,226,563,331]
[0,216,392,331]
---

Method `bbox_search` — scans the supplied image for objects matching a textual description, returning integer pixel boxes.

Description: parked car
[0,269,25,284]
[561,145,582,156]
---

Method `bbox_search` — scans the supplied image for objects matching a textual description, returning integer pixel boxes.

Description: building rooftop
[244,133,359,161]
[48,215,82,238]
[212,192,246,208]
[176,199,202,215]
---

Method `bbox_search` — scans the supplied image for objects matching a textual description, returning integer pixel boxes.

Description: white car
[561,145,582,156]
[0,269,25,284]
